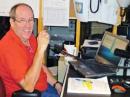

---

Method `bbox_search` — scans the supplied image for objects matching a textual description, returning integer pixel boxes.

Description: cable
[90,0,101,13]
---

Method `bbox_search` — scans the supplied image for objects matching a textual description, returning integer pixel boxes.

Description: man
[0,3,62,97]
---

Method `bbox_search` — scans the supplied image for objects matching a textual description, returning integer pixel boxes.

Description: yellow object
[112,26,117,35]
[82,80,93,90]
[69,0,75,18]
[112,8,122,35]
[38,0,44,33]
[75,20,80,51]
[38,0,47,65]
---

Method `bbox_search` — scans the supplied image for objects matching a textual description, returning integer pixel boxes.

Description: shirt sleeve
[5,48,29,83]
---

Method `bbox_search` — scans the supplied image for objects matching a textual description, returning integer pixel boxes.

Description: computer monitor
[96,32,129,66]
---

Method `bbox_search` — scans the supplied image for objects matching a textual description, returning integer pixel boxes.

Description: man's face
[10,5,34,41]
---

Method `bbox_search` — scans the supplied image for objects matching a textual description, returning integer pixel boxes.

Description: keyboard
[69,59,116,78]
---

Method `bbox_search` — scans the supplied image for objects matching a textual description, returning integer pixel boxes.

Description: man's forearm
[20,50,44,92]
[42,65,63,95]
[42,65,57,86]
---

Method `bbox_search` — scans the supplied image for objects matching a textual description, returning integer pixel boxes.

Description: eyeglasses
[13,17,34,24]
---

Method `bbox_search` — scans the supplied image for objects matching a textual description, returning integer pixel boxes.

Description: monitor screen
[96,32,129,66]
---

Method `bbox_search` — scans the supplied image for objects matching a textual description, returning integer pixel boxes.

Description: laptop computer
[69,31,129,78]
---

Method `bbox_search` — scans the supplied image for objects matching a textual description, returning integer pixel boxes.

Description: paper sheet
[73,0,119,25]
[67,76,111,95]
[0,0,69,26]
[73,0,89,22]
[44,0,70,26]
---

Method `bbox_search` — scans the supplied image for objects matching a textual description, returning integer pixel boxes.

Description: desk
[60,64,130,97]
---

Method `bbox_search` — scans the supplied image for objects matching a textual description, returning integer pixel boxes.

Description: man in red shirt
[0,3,62,97]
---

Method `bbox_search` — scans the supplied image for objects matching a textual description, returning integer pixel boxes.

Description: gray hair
[9,3,34,19]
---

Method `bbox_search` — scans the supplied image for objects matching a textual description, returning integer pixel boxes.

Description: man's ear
[10,18,14,27]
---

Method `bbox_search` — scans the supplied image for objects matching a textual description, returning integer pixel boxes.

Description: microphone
[114,48,130,59]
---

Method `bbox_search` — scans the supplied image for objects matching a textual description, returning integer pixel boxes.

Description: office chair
[0,78,6,97]
[0,77,41,97]
[12,89,41,97]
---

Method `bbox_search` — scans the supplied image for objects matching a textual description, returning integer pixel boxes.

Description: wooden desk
[60,64,130,97]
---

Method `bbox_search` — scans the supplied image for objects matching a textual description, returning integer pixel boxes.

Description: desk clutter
[109,77,130,94]
[67,76,111,95]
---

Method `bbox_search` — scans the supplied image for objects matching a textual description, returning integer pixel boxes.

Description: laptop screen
[96,32,129,66]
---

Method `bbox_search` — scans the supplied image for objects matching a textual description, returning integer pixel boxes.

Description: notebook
[69,32,129,78]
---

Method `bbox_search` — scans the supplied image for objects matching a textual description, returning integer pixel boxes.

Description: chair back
[12,89,41,97]
[0,77,6,97]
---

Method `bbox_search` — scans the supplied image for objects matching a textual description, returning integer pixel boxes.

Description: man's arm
[42,65,62,95]
[19,30,49,92]
[42,65,57,86]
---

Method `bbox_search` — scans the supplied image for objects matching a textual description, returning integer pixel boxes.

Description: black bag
[12,89,41,97]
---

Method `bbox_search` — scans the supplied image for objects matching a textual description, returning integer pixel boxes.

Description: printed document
[44,0,69,26]
[67,76,111,95]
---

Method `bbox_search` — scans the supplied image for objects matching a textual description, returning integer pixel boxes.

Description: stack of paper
[67,76,111,95]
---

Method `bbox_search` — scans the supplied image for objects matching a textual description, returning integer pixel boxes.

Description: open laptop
[69,31,129,78]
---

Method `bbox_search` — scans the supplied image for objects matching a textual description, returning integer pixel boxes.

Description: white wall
[0,0,39,18]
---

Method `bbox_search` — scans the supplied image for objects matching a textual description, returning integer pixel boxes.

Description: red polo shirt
[0,28,47,97]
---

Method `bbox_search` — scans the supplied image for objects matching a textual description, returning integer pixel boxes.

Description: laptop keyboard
[78,59,112,73]
[69,59,116,77]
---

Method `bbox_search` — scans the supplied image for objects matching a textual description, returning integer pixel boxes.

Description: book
[67,76,111,95]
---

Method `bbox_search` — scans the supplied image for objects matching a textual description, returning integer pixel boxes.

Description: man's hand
[55,83,62,95]
[37,30,50,53]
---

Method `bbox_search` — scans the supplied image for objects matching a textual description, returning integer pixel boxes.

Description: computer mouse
[112,85,126,93]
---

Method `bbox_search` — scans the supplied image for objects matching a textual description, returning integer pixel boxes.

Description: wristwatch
[53,81,61,88]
